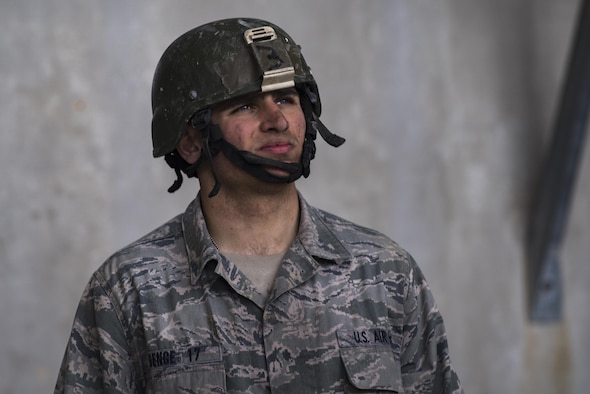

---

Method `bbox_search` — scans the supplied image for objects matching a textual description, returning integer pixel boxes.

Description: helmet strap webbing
[301,86,346,148]
[165,90,345,196]
[203,124,306,197]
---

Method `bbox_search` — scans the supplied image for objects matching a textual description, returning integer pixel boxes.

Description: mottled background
[1,0,588,393]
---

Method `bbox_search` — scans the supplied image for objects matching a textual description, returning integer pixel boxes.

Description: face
[210,87,307,180]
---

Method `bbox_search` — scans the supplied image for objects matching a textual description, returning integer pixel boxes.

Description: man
[56,18,463,393]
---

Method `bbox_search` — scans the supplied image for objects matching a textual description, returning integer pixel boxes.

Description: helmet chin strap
[220,142,304,183]
[182,89,345,198]
[201,122,306,197]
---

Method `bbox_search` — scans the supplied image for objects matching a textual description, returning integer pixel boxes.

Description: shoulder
[93,213,188,290]
[313,207,391,241]
[308,204,415,269]
[307,205,428,308]
[314,206,408,252]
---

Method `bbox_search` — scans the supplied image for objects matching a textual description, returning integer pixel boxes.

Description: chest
[136,261,406,393]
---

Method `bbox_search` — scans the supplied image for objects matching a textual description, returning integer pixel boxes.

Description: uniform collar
[296,193,351,263]
[181,194,221,285]
[182,192,351,285]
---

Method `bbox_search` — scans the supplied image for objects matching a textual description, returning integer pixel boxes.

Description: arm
[55,274,139,394]
[401,255,463,394]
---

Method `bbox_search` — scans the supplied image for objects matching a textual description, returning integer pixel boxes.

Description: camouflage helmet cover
[151,18,321,158]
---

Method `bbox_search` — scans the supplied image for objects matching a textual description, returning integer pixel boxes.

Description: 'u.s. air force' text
[337,328,402,352]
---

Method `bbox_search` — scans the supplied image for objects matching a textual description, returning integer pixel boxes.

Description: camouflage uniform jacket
[55,194,463,393]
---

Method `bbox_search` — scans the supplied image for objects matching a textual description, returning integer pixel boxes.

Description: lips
[259,140,294,155]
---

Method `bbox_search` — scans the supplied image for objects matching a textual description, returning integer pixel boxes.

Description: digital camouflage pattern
[55,195,463,393]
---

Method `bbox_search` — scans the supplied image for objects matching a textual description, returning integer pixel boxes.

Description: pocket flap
[337,329,404,392]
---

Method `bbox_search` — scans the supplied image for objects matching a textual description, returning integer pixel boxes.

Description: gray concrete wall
[1,0,588,393]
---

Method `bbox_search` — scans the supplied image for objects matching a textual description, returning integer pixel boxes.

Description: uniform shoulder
[311,206,410,261]
[94,214,186,285]
[313,207,391,243]
[122,213,184,251]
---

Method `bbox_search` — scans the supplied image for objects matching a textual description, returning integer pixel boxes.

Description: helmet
[151,18,344,195]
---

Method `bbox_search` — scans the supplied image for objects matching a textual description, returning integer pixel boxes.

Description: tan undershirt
[223,251,285,300]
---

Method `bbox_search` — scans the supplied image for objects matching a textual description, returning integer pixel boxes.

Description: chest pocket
[145,344,226,394]
[337,328,404,393]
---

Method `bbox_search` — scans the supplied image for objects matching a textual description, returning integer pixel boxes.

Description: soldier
[55,18,463,393]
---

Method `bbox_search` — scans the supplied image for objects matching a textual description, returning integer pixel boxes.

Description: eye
[276,97,291,105]
[276,94,298,106]
[230,103,253,114]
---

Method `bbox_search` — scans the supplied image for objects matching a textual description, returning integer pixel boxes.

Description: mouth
[259,140,294,155]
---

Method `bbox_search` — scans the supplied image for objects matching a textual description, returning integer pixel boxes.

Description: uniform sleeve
[54,274,140,394]
[400,255,463,394]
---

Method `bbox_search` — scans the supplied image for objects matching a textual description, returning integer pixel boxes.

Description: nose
[259,101,289,133]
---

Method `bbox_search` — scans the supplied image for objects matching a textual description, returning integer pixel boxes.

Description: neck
[200,182,300,255]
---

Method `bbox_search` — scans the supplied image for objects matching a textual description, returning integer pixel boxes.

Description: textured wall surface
[1,0,588,393]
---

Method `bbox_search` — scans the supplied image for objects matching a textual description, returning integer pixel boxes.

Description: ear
[177,126,202,165]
